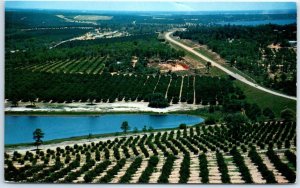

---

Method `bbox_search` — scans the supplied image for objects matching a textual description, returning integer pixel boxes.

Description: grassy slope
[234,80,296,116]
[167,41,227,77]
[176,38,256,82]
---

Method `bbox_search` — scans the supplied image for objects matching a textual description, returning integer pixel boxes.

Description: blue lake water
[5,114,204,144]
[216,19,296,26]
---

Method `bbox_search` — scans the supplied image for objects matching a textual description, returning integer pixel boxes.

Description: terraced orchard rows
[6,70,236,104]
[5,121,296,183]
[15,56,106,75]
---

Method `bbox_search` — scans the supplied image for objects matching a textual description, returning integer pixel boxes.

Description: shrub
[179,154,190,183]
[248,149,276,183]
[44,158,49,165]
[147,93,169,108]
[18,159,25,165]
[104,148,110,159]
[85,152,91,162]
[138,156,159,183]
[230,148,253,183]
[205,116,216,125]
[158,155,176,183]
[75,154,81,161]
[139,145,149,158]
[267,149,295,183]
[98,158,126,183]
[284,150,296,169]
[199,153,209,183]
[280,109,296,121]
[13,151,21,158]
[63,159,95,183]
[119,157,142,183]
[84,161,111,183]
[95,151,101,161]
[179,123,187,129]
[42,160,80,183]
[122,146,131,158]
[216,152,230,183]
[113,147,120,160]
[65,155,71,164]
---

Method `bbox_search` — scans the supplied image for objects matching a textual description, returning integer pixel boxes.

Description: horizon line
[5,8,297,12]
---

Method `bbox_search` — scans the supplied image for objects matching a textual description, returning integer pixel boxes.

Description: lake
[216,19,296,26]
[5,114,204,144]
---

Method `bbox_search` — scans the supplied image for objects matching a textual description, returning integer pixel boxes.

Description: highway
[165,31,297,101]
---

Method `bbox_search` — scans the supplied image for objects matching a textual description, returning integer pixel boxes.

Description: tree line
[6,70,239,107]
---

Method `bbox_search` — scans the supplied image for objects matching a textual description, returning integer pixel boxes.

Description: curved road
[165,31,297,101]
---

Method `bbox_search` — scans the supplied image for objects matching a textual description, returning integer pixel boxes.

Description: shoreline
[5,110,162,116]
[5,123,204,151]
[4,101,207,150]
[5,110,205,117]
[5,101,204,114]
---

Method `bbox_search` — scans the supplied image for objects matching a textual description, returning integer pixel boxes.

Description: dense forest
[174,24,297,96]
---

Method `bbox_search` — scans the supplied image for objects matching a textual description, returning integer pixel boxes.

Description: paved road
[165,31,296,101]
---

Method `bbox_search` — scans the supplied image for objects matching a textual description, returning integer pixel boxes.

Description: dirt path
[153,75,161,93]
[165,77,172,99]
[193,76,196,105]
[179,76,184,101]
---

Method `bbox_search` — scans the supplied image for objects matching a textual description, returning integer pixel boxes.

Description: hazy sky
[5,1,297,12]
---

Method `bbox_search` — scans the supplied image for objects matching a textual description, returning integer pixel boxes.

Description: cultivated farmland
[4,7,297,185]
[5,121,296,183]
[15,56,106,75]
[6,71,236,104]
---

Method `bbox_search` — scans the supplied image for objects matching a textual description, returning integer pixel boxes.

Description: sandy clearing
[183,56,205,69]
[5,101,204,113]
[159,63,188,71]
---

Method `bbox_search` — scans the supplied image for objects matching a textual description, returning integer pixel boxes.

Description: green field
[234,80,296,116]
